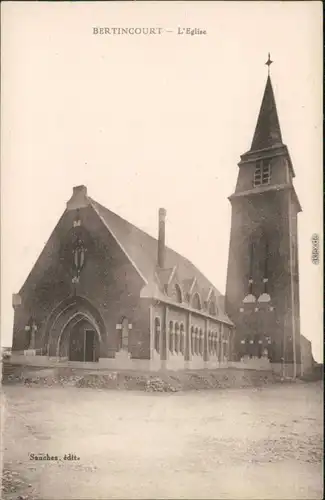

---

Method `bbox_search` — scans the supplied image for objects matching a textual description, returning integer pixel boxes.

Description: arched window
[208,330,212,355]
[154,317,160,353]
[219,331,223,361]
[171,284,182,304]
[199,328,204,356]
[180,323,185,355]
[216,331,219,356]
[213,331,218,356]
[191,326,195,355]
[175,322,180,354]
[169,321,174,353]
[223,335,228,361]
[191,293,202,310]
[194,327,199,355]
[208,300,217,316]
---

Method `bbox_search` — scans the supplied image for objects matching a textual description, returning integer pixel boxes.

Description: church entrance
[69,325,83,361]
[67,320,99,362]
[46,297,105,360]
[85,330,96,362]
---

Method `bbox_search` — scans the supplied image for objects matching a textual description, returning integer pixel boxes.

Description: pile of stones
[4,373,24,384]
[75,373,118,389]
[145,377,178,392]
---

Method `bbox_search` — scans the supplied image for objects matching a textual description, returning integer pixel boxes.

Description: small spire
[250,64,283,151]
[265,53,273,75]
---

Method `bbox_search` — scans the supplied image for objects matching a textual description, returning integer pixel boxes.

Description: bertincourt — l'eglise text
[177,27,207,35]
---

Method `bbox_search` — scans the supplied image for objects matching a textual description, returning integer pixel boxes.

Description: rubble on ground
[2,361,285,392]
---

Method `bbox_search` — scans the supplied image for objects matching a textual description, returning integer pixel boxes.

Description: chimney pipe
[158,208,166,268]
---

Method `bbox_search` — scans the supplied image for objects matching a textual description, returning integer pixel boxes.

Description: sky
[1,1,323,361]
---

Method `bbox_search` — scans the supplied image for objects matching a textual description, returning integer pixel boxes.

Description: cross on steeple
[265,53,273,74]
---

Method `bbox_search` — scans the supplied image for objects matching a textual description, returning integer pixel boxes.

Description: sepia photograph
[1,1,323,499]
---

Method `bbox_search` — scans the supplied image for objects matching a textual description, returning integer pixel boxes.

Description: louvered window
[254,160,271,187]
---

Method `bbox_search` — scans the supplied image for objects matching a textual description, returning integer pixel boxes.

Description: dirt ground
[1,381,323,500]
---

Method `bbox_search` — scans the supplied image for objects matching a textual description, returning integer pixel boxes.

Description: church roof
[89,196,232,325]
[250,75,283,151]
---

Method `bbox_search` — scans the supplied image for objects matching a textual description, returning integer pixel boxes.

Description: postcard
[1,2,323,499]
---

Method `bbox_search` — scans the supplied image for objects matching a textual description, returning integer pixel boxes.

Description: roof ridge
[89,197,158,243]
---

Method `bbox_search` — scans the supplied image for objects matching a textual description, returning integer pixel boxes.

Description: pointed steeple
[250,74,283,152]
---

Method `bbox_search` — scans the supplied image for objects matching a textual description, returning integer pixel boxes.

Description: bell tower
[225,56,302,377]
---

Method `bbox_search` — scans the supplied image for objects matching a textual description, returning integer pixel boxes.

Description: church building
[11,186,234,371]
[11,63,314,375]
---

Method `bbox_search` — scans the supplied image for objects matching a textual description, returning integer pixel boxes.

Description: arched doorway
[68,317,99,362]
[45,296,105,360]
[58,313,100,362]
